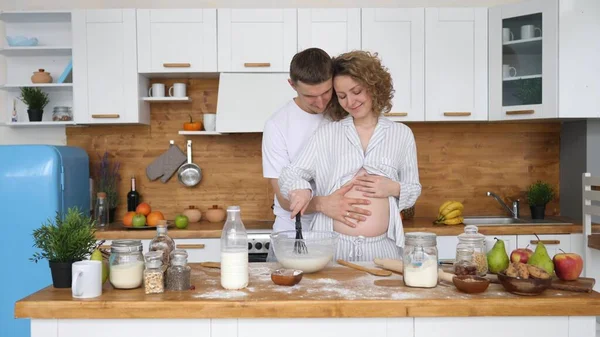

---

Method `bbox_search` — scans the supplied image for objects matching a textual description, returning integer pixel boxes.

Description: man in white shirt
[262,48,371,261]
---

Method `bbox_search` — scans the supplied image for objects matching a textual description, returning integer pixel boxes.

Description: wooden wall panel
[67,78,561,222]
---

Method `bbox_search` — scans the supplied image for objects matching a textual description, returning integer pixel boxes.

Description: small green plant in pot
[30,207,97,288]
[526,181,555,220]
[18,87,50,122]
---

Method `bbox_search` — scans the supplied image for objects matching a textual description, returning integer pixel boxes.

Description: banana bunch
[434,201,464,225]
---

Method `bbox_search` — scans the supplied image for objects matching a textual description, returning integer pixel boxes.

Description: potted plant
[94,151,121,222]
[30,207,97,288]
[526,180,555,220]
[18,87,49,122]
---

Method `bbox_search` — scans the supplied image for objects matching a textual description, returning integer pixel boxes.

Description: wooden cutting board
[486,274,596,293]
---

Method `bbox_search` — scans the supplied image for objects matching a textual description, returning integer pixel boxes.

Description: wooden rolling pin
[373,258,455,283]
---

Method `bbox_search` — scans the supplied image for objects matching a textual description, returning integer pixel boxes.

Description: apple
[510,246,533,263]
[132,213,146,227]
[553,250,583,281]
[175,214,189,229]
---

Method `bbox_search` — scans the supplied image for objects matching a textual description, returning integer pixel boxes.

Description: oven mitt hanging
[146,141,186,182]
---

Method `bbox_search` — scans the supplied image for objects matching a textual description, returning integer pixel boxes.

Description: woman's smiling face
[333,75,373,119]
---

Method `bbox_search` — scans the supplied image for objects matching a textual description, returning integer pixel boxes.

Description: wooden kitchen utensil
[337,259,392,277]
[199,262,221,269]
[373,258,455,283]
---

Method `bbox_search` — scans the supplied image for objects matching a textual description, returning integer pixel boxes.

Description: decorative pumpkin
[183,114,202,131]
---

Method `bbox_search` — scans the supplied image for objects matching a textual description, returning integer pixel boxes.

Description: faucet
[486,191,520,219]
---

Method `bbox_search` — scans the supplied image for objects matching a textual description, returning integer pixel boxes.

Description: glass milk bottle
[220,206,248,290]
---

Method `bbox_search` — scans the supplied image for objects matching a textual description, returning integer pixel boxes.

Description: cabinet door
[174,239,221,262]
[517,234,570,258]
[485,235,517,256]
[298,9,360,57]
[137,9,217,73]
[72,9,148,124]
[218,9,297,72]
[488,0,558,121]
[362,8,425,122]
[425,8,488,121]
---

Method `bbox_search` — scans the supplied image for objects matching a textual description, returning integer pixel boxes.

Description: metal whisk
[294,213,308,255]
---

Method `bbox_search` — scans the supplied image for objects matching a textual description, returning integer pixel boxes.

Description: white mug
[169,83,187,97]
[204,113,216,131]
[148,83,165,97]
[72,260,102,299]
[502,28,514,43]
[503,64,517,78]
[521,25,542,39]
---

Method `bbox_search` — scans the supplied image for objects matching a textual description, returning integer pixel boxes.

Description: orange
[136,202,152,216]
[146,211,165,227]
[123,211,136,226]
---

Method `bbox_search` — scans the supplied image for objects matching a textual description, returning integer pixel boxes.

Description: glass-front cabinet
[488,0,557,120]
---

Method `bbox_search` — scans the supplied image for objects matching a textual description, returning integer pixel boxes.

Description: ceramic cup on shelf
[169,83,187,97]
[148,83,165,97]
[502,64,517,78]
[502,28,514,43]
[521,25,542,39]
[204,113,216,131]
[71,260,102,299]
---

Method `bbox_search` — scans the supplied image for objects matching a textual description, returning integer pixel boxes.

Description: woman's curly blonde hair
[325,51,394,121]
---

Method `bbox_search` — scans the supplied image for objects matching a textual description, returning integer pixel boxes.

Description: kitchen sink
[462,216,573,226]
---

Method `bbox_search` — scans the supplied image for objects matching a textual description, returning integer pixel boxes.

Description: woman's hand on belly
[354,174,400,198]
[333,185,390,237]
[315,182,371,228]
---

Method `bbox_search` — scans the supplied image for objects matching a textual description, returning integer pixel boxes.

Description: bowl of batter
[270,230,339,273]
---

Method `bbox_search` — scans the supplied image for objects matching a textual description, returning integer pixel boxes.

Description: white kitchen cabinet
[72,9,149,125]
[425,8,488,121]
[485,235,517,256]
[137,9,217,73]
[217,9,297,72]
[488,0,558,121]
[297,9,360,57]
[174,238,221,262]
[362,8,425,122]
[517,234,570,257]
[437,234,517,261]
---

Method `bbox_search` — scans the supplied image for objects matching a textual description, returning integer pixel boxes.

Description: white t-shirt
[262,99,325,233]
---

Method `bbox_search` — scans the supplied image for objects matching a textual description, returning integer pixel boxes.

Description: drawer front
[175,238,221,262]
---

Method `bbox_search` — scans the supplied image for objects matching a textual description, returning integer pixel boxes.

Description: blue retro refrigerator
[0,145,90,337]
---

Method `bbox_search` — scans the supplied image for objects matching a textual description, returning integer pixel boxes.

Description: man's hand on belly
[314,183,371,228]
[354,175,401,198]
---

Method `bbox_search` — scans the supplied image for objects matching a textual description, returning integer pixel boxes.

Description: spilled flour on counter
[194,290,248,299]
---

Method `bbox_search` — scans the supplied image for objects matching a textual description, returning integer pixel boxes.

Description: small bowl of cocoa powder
[452,275,490,294]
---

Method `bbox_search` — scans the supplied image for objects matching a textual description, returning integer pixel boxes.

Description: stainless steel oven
[247,229,271,263]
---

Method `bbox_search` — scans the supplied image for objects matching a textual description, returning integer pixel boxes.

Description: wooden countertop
[15,262,600,319]
[94,217,594,240]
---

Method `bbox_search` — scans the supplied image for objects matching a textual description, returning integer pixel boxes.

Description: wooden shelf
[142,97,191,102]
[4,121,75,127]
[0,46,72,56]
[178,130,223,135]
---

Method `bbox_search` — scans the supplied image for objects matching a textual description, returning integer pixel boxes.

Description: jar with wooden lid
[205,205,226,223]
[182,205,202,223]
[456,225,488,276]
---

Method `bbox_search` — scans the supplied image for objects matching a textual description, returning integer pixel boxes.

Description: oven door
[249,253,268,263]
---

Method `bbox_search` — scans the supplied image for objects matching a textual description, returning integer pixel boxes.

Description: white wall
[0,0,521,145]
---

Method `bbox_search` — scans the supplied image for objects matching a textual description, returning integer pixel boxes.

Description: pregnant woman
[278,51,422,261]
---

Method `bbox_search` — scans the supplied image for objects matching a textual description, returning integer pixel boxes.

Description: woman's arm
[396,128,422,210]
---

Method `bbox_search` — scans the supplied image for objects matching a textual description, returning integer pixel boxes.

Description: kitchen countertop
[15,262,600,319]
[94,217,596,240]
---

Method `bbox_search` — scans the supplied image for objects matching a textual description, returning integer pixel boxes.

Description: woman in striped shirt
[278,50,422,261]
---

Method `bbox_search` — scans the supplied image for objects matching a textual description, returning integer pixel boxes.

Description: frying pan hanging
[177,140,202,187]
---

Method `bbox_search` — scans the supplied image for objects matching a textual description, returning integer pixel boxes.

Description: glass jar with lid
[456,225,488,276]
[143,251,164,294]
[52,106,72,121]
[166,249,191,291]
[454,248,478,276]
[109,239,144,289]
[149,220,175,267]
[403,232,438,288]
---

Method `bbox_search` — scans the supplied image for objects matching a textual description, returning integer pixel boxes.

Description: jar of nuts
[144,251,164,294]
[454,248,478,276]
[456,225,488,276]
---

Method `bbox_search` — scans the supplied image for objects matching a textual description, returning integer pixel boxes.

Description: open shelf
[0,83,73,91]
[0,46,72,56]
[142,97,191,102]
[503,74,542,82]
[4,121,75,127]
[503,37,542,55]
[178,131,223,135]
[0,10,71,22]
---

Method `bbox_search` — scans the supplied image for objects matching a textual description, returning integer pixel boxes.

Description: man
[262,48,370,261]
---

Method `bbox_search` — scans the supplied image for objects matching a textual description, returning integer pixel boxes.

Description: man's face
[289,79,333,114]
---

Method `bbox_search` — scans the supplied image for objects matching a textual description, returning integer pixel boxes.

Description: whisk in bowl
[294,213,308,255]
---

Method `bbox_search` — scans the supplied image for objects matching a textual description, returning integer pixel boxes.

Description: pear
[91,249,109,284]
[487,237,510,274]
[527,234,555,275]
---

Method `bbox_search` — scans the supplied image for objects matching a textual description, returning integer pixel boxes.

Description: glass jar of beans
[456,225,488,276]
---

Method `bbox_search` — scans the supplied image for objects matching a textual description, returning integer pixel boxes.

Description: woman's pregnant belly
[332,169,390,237]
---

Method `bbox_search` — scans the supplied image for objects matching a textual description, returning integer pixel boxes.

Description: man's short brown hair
[289,48,333,85]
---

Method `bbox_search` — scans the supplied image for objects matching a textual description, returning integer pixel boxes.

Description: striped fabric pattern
[336,233,403,262]
[279,115,422,251]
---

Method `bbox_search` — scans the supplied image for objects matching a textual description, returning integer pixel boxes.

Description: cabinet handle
[383,112,408,117]
[506,109,535,115]
[163,63,191,68]
[176,244,205,250]
[244,63,271,68]
[444,112,471,117]
[91,114,120,119]
[530,240,560,245]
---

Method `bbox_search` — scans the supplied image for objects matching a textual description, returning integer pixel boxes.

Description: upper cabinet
[425,8,488,121]
[72,9,149,124]
[297,9,360,56]
[488,0,557,121]
[137,9,217,73]
[217,9,297,72]
[362,8,425,122]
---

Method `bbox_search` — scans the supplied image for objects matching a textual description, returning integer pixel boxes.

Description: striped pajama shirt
[279,115,422,262]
